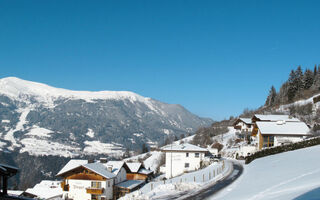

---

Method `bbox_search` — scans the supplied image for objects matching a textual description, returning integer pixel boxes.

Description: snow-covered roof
[103,161,126,175]
[56,159,87,176]
[25,180,62,199]
[162,143,208,152]
[83,163,116,179]
[253,114,300,122]
[256,121,310,135]
[116,180,145,190]
[138,168,153,175]
[239,118,253,124]
[126,162,142,173]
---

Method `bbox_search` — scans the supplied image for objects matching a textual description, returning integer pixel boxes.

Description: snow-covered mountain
[0,77,213,157]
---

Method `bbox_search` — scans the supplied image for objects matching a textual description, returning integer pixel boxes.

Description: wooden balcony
[86,187,104,195]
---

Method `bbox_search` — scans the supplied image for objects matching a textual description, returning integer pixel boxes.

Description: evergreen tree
[265,86,277,106]
[288,70,297,102]
[314,64,317,77]
[296,66,304,92]
[303,69,314,89]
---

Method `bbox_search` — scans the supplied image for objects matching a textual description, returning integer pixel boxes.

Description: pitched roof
[162,143,208,152]
[56,159,88,176]
[126,163,142,173]
[239,118,253,124]
[138,168,153,175]
[83,163,116,179]
[253,114,300,122]
[103,161,126,175]
[256,121,310,135]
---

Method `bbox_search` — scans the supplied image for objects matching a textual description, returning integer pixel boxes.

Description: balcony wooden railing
[86,187,104,195]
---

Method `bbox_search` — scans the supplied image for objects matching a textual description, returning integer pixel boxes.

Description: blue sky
[1,0,320,120]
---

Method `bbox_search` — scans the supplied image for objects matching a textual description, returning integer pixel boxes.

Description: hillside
[211,145,320,200]
[0,77,213,157]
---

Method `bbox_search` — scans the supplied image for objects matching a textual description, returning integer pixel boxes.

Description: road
[156,161,243,200]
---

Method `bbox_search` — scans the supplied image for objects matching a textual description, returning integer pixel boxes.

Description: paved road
[157,161,243,200]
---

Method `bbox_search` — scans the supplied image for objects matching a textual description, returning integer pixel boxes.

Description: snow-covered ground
[83,140,124,157]
[210,145,320,200]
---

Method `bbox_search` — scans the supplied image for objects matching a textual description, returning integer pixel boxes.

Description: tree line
[265,65,320,107]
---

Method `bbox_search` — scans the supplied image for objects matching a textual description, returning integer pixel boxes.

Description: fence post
[194,176,196,182]
[209,172,211,179]
[180,178,182,183]
[151,183,153,190]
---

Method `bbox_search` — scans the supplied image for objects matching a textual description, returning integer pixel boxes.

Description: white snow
[256,121,310,135]
[0,77,157,111]
[83,140,124,156]
[20,138,81,157]
[133,133,143,137]
[57,159,88,176]
[124,151,164,172]
[210,145,320,200]
[4,107,30,149]
[86,128,94,138]
[25,125,54,138]
[1,119,10,123]
[163,129,170,135]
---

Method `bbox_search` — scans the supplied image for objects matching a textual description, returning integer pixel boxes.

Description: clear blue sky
[1,0,320,120]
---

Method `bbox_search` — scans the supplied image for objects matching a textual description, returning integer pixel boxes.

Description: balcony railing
[86,187,104,195]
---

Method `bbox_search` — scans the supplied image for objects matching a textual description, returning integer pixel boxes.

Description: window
[195,153,199,158]
[185,163,189,168]
[186,152,189,157]
[108,181,110,187]
[91,181,101,188]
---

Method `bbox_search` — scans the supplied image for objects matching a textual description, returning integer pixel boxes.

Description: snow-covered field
[83,141,124,157]
[210,145,320,200]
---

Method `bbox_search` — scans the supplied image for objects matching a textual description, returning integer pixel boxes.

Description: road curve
[157,161,243,200]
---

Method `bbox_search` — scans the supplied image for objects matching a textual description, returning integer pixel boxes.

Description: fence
[139,160,228,194]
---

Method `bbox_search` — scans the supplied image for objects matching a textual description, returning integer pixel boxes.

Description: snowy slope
[210,145,320,200]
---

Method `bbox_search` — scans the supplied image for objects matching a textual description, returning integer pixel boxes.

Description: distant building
[56,159,144,200]
[253,121,310,150]
[233,118,253,132]
[161,143,208,179]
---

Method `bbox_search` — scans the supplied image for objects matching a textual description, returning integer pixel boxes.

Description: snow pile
[211,145,320,200]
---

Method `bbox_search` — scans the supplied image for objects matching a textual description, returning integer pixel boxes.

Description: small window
[108,181,110,187]
[195,153,200,158]
[186,153,189,157]
[185,163,189,168]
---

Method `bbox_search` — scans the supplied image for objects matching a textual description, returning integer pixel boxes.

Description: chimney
[107,165,113,172]
[100,158,107,163]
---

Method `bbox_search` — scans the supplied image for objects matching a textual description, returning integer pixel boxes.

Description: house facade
[161,143,208,179]
[254,121,310,150]
[233,118,253,132]
[126,163,153,181]
[57,159,131,200]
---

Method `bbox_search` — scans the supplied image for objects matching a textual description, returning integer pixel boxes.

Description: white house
[161,143,208,179]
[56,159,141,200]
[253,121,310,150]
[233,118,253,132]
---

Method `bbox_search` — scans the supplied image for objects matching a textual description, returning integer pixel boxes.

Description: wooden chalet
[126,163,153,181]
